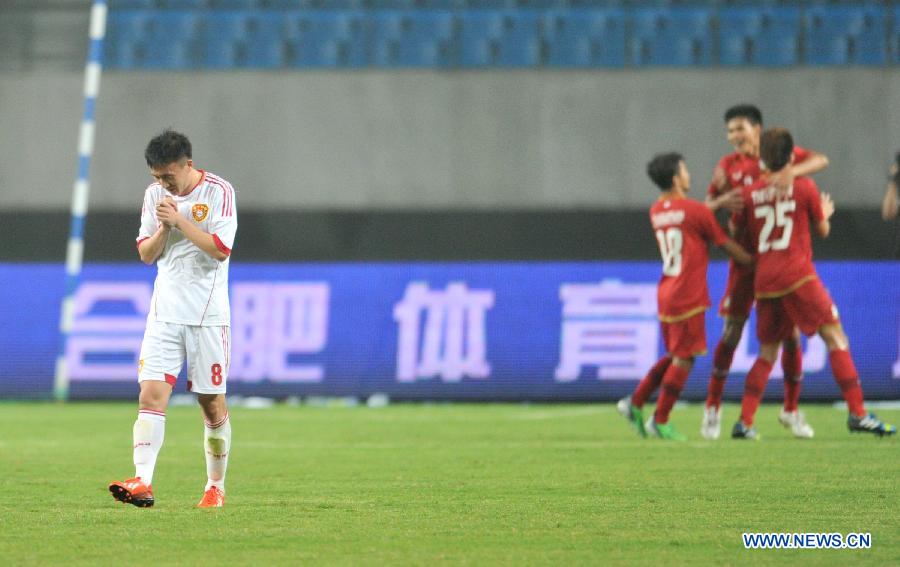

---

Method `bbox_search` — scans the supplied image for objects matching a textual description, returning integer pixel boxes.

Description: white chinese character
[230,282,329,383]
[394,282,494,382]
[555,281,658,381]
[67,282,152,380]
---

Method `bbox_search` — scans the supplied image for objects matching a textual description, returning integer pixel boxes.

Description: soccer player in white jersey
[109,130,237,508]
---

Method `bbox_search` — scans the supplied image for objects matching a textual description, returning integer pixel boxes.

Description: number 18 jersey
[734,176,824,298]
[650,196,728,322]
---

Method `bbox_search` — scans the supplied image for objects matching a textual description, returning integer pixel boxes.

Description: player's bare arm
[790,150,829,178]
[705,167,744,212]
[155,199,229,262]
[720,238,753,266]
[137,224,170,265]
[816,192,834,238]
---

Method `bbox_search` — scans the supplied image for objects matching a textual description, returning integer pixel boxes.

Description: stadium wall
[1,69,899,210]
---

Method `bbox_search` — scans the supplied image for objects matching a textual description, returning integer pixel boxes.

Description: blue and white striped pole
[55,1,108,401]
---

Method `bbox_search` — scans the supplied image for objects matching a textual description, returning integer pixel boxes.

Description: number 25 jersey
[650,197,728,322]
[733,176,824,298]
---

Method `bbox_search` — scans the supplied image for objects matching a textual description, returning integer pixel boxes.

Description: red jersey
[733,176,825,298]
[707,146,812,198]
[650,196,728,321]
[708,146,811,274]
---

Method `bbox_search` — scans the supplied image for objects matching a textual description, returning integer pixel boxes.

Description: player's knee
[722,320,744,345]
[758,343,779,362]
[198,393,227,422]
[819,324,849,351]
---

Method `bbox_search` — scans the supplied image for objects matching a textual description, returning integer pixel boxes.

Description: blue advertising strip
[3,261,898,401]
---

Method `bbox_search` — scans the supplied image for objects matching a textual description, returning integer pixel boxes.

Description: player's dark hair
[646,152,683,191]
[724,104,763,126]
[760,128,794,173]
[144,130,192,167]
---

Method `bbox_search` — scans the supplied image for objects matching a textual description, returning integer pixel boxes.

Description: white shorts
[138,320,230,394]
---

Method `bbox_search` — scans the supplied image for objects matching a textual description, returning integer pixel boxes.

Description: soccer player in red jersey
[702,104,830,440]
[730,128,895,439]
[618,153,752,440]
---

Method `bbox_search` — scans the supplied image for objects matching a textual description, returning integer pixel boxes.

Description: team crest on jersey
[191,203,209,222]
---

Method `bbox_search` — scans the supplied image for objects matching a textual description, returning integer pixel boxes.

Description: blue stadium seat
[458,10,541,67]
[283,11,367,68]
[804,6,886,66]
[243,12,287,68]
[198,12,249,69]
[629,7,712,66]
[542,9,625,68]
[142,12,199,69]
[371,11,456,67]
[157,0,209,8]
[893,7,900,64]
[718,6,800,66]
[107,0,156,8]
[208,0,262,8]
[105,11,151,69]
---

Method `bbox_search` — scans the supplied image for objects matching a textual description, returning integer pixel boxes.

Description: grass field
[0,402,897,565]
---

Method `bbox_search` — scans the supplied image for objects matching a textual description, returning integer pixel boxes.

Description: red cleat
[197,486,225,508]
[108,477,154,508]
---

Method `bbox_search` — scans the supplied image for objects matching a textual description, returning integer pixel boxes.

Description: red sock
[739,358,773,427]
[632,356,672,408]
[654,364,690,424]
[705,341,736,409]
[830,349,866,417]
[781,346,803,412]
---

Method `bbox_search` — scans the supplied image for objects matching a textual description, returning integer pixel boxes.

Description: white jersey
[137,170,237,326]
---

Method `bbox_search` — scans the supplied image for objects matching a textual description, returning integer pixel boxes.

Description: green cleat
[646,416,687,441]
[616,397,647,438]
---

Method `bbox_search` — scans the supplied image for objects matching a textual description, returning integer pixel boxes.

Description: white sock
[204,412,231,492]
[133,410,166,486]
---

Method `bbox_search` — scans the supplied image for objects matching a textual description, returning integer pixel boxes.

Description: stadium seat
[156,0,210,8]
[542,9,625,68]
[243,12,287,68]
[458,10,541,67]
[283,11,367,68]
[104,11,152,69]
[142,12,200,69]
[208,0,262,8]
[718,6,800,66]
[893,7,900,64]
[629,7,712,66]
[107,0,156,8]
[804,6,886,66]
[198,12,249,69]
[370,11,456,67]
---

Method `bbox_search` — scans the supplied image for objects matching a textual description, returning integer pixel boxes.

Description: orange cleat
[197,486,225,508]
[108,477,154,508]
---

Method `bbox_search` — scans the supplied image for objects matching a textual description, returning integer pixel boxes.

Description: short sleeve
[208,181,238,254]
[136,187,159,246]
[700,203,728,246]
[793,145,811,164]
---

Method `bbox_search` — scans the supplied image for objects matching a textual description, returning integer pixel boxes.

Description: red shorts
[718,264,755,320]
[661,311,708,358]
[756,278,839,343]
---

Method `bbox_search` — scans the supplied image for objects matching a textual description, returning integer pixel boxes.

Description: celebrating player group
[618,104,896,441]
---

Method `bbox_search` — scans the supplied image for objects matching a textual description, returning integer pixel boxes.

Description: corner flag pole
[55,1,108,401]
